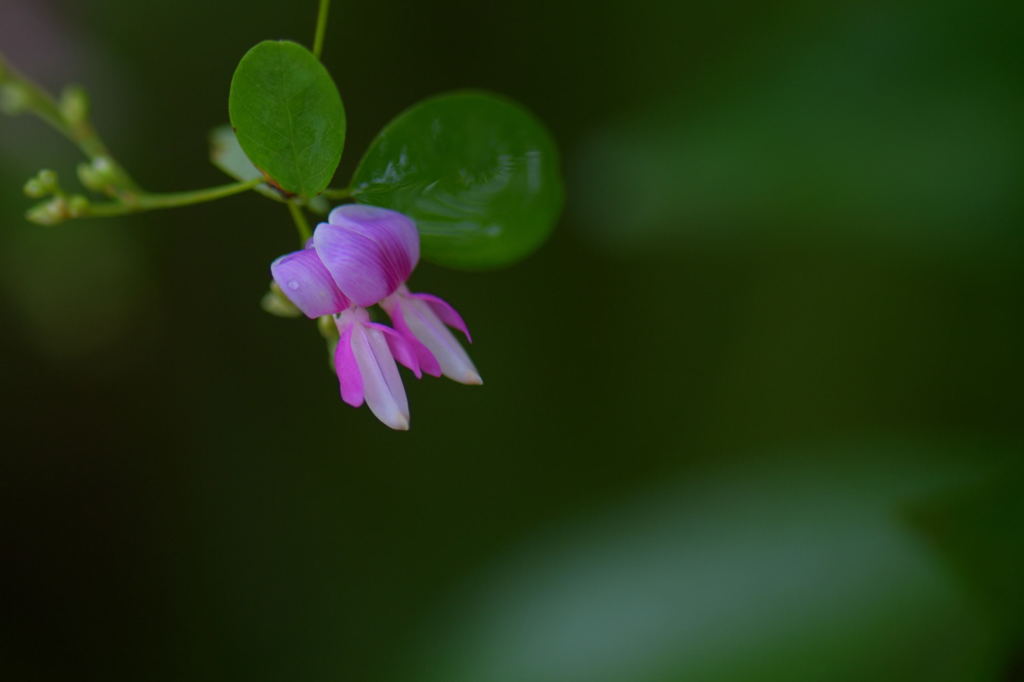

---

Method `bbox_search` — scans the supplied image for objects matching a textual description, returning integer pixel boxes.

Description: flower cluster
[271,204,481,430]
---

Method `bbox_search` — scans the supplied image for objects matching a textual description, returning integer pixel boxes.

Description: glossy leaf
[351,92,562,269]
[228,40,345,197]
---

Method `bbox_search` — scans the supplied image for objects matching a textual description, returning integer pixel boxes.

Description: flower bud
[0,83,27,114]
[317,314,338,340]
[77,161,106,192]
[37,169,58,191]
[59,86,89,124]
[23,178,45,198]
[260,282,302,318]
[67,195,90,218]
[91,156,119,184]
[26,197,68,226]
[93,156,112,174]
[24,169,59,197]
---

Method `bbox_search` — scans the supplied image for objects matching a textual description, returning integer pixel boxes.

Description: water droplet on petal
[287,280,300,291]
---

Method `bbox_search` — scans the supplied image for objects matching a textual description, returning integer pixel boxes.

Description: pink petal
[270,248,349,318]
[410,292,473,342]
[334,320,364,408]
[313,224,398,306]
[351,322,410,430]
[382,298,442,377]
[399,296,481,385]
[367,322,422,379]
[329,204,420,275]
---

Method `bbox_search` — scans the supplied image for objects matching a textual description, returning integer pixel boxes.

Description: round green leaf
[228,40,345,197]
[350,91,563,269]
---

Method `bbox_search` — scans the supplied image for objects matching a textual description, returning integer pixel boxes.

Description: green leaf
[228,40,345,198]
[350,91,563,269]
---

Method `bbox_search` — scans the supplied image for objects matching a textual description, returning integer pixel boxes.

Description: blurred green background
[2,0,1022,680]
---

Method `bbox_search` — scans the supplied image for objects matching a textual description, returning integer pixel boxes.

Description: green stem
[1,53,140,192]
[312,0,331,60]
[321,186,352,200]
[287,201,312,243]
[85,177,262,217]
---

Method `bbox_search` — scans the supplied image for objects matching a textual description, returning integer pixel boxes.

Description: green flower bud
[261,281,302,318]
[91,156,118,183]
[77,161,106,192]
[26,197,68,226]
[36,169,58,192]
[59,86,89,124]
[0,83,28,114]
[24,169,60,197]
[23,178,45,198]
[317,314,338,340]
[67,195,90,218]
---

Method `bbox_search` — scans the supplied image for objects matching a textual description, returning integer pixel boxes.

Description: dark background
[2,1,1022,680]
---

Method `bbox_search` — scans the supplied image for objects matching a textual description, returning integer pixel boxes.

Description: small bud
[24,169,59,197]
[317,314,338,340]
[0,83,28,114]
[261,282,302,318]
[23,178,45,198]
[67,195,90,218]
[77,161,106,191]
[37,169,58,191]
[26,197,68,226]
[91,156,119,183]
[59,85,89,123]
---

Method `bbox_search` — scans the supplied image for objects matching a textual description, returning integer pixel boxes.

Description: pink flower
[270,204,480,429]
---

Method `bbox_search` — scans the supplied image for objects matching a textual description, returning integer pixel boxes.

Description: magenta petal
[314,224,398,306]
[328,204,420,274]
[367,322,422,379]
[384,300,442,377]
[410,292,472,342]
[396,295,481,385]
[334,321,364,407]
[270,248,349,318]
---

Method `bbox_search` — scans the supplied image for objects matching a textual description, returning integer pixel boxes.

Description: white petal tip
[387,414,410,431]
[457,371,483,386]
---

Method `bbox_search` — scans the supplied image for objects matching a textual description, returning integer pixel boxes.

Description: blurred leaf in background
[573,2,1023,255]
[399,447,1016,682]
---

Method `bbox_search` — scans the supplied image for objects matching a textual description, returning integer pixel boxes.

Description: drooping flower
[269,204,481,429]
[270,242,417,430]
